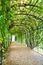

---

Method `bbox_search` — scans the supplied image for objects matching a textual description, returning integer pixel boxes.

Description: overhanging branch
[8,21,43,31]
[14,13,43,21]
[11,3,40,8]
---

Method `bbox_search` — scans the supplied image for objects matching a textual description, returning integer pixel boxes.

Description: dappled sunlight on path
[3,42,43,65]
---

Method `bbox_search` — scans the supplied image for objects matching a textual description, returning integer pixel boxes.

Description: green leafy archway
[0,0,43,64]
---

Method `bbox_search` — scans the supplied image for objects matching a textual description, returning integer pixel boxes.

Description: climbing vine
[0,0,43,64]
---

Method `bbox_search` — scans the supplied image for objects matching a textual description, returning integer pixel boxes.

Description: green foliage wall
[0,0,43,63]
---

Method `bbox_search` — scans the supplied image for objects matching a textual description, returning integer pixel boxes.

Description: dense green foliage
[0,0,43,63]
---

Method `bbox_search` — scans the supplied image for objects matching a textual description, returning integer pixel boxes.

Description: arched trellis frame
[0,0,43,64]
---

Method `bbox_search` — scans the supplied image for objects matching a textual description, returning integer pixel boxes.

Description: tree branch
[11,3,40,8]
[14,13,43,21]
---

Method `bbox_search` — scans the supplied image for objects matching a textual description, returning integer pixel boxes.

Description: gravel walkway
[3,42,43,65]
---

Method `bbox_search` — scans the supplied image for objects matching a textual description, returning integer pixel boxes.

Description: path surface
[3,42,43,65]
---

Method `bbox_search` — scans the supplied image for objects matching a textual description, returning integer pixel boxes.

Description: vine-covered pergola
[0,0,43,64]
[9,0,43,48]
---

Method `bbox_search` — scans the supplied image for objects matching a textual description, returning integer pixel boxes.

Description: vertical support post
[21,33,22,44]
[25,31,29,47]
[0,44,2,65]
[36,27,39,46]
